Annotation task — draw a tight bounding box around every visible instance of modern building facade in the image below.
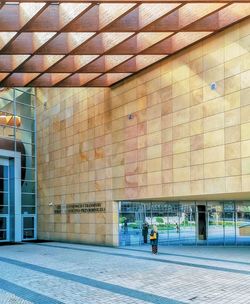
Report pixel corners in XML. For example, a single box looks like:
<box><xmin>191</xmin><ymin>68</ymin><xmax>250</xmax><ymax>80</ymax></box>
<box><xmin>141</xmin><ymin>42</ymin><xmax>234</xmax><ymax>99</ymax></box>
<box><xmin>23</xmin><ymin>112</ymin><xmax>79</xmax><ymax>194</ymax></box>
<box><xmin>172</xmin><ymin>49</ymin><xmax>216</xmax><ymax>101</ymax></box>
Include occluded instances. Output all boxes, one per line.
<box><xmin>35</xmin><ymin>18</ymin><xmax>250</xmax><ymax>247</ymax></box>
<box><xmin>0</xmin><ymin>88</ymin><xmax>36</xmax><ymax>242</ymax></box>
<box><xmin>0</xmin><ymin>1</ymin><xmax>249</xmax><ymax>247</ymax></box>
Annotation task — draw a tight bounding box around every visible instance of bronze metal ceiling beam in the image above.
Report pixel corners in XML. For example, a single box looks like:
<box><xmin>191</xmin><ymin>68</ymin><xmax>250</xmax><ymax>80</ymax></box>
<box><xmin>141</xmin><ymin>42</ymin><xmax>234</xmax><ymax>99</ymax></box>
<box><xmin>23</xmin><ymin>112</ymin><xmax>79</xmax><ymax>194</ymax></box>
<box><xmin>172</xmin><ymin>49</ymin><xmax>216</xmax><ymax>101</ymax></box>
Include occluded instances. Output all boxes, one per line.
<box><xmin>0</xmin><ymin>1</ymin><xmax>249</xmax><ymax>87</ymax></box>
<box><xmin>1</xmin><ymin>0</ymin><xmax>249</xmax><ymax>3</ymax></box>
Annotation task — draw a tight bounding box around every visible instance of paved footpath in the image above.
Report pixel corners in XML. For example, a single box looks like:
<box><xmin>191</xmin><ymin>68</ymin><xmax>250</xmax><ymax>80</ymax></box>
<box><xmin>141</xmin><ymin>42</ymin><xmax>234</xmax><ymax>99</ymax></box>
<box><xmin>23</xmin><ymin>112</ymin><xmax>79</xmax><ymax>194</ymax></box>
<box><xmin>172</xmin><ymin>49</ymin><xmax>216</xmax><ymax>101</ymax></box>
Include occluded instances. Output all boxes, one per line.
<box><xmin>0</xmin><ymin>243</ymin><xmax>250</xmax><ymax>304</ymax></box>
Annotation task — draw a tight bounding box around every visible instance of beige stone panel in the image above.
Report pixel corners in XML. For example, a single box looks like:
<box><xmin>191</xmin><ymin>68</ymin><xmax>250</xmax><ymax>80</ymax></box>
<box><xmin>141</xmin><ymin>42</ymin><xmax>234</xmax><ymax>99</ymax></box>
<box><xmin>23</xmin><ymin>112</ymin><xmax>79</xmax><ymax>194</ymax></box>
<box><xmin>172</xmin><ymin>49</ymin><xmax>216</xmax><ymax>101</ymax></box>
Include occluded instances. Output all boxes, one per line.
<box><xmin>242</xmin><ymin>158</ymin><xmax>250</xmax><ymax>175</ymax></box>
<box><xmin>147</xmin><ymin>132</ymin><xmax>162</xmax><ymax>146</ymax></box>
<box><xmin>225</xmin><ymin>74</ymin><xmax>241</xmax><ymax>95</ymax></box>
<box><xmin>172</xmin><ymin>79</ymin><xmax>190</xmax><ymax>98</ymax></box>
<box><xmin>148</xmin><ymin>91</ymin><xmax>161</xmax><ymax>107</ymax></box>
<box><xmin>191</xmin><ymin>134</ymin><xmax>204</xmax><ymax>151</ymax></box>
<box><xmin>146</xmin><ymin>77</ymin><xmax>162</xmax><ymax>95</ymax></box>
<box><xmin>225</xmin><ymin>108</ymin><xmax>240</xmax><ymax>127</ymax></box>
<box><xmin>203</xmin><ymin>80</ymin><xmax>224</xmax><ymax>102</ymax></box>
<box><xmin>203</xmin><ymin>49</ymin><xmax>224</xmax><ymax>71</ymax></box>
<box><xmin>113</xmin><ymin>177</ymin><xmax>125</xmax><ymax>189</ymax></box>
<box><xmin>162</xmin><ymin>156</ymin><xmax>173</xmax><ymax>170</ymax></box>
<box><xmin>191</xmin><ymin>180</ymin><xmax>204</xmax><ymax>195</ymax></box>
<box><xmin>172</xmin><ymin>94</ymin><xmax>190</xmax><ymax>112</ymax></box>
<box><xmin>112</xmin><ymin>106</ymin><xmax>124</xmax><ymax>120</ymax></box>
<box><xmin>162</xmin><ymin>169</ymin><xmax>173</xmax><ymax>183</ymax></box>
<box><xmin>225</xmin><ymin>125</ymin><xmax>240</xmax><ymax>144</ymax></box>
<box><xmin>112</xmin><ymin>117</ymin><xmax>124</xmax><ymax>131</ymax></box>
<box><xmin>173</xmin><ymin>181</ymin><xmax>191</xmax><ymax>196</ymax></box>
<box><xmin>191</xmin><ymin>149</ymin><xmax>203</xmax><ymax>165</ymax></box>
<box><xmin>162</xmin><ymin>100</ymin><xmax>172</xmax><ymax>116</ymax></box>
<box><xmin>147</xmin><ymin>117</ymin><xmax>162</xmax><ymax>133</ymax></box>
<box><xmin>225</xmin><ymin>57</ymin><xmax>241</xmax><ymax>78</ymax></box>
<box><xmin>161</xmin><ymin>72</ymin><xmax>172</xmax><ymax>88</ymax></box>
<box><xmin>190</xmin><ymin>88</ymin><xmax>203</xmax><ymax>106</ymax></box>
<box><xmin>147</xmin><ymin>184</ymin><xmax>162</xmax><ymax>197</ymax></box>
<box><xmin>173</xmin><ymin>138</ymin><xmax>190</xmax><ymax>154</ymax></box>
<box><xmin>241</xmin><ymin>105</ymin><xmax>250</xmax><ymax>124</ymax></box>
<box><xmin>225</xmin><ymin>42</ymin><xmax>247</xmax><ymax>62</ymax></box>
<box><xmin>147</xmin><ymin>171</ymin><xmax>162</xmax><ymax>185</ymax></box>
<box><xmin>224</xmin><ymin>91</ymin><xmax>240</xmax><ymax>111</ymax></box>
<box><xmin>204</xmin><ymin>65</ymin><xmax>224</xmax><ymax>83</ymax></box>
<box><xmin>147</xmin><ymin>144</ymin><xmax>162</xmax><ymax>159</ymax></box>
<box><xmin>147</xmin><ymin>158</ymin><xmax>162</xmax><ymax>172</ymax></box>
<box><xmin>204</xmin><ymin>129</ymin><xmax>224</xmax><ymax>148</ymax></box>
<box><xmin>204</xmin><ymin>162</ymin><xmax>225</xmax><ymax>178</ymax></box>
<box><xmin>162</xmin><ymin>183</ymin><xmax>173</xmax><ymax>197</ymax></box>
<box><xmin>173</xmin><ymin>108</ymin><xmax>190</xmax><ymax>126</ymax></box>
<box><xmin>189</xmin><ymin>57</ymin><xmax>203</xmax><ymax>76</ymax></box>
<box><xmin>203</xmin><ymin>98</ymin><xmax>224</xmax><ymax>117</ymax></box>
<box><xmin>162</xmin><ymin>128</ymin><xmax>172</xmax><ymax>143</ymax></box>
<box><xmin>173</xmin><ymin>167</ymin><xmax>190</xmax><ymax>182</ymax></box>
<box><xmin>226</xmin><ymin>159</ymin><xmax>241</xmax><ymax>176</ymax></box>
<box><xmin>173</xmin><ymin>152</ymin><xmax>190</xmax><ymax>169</ymax></box>
<box><xmin>241</xmin><ymin>88</ymin><xmax>250</xmax><ymax>107</ymax></box>
<box><xmin>162</xmin><ymin>114</ymin><xmax>172</xmax><ymax>129</ymax></box>
<box><xmin>112</xmin><ymin>166</ymin><xmax>124</xmax><ymax>177</ymax></box>
<box><xmin>241</xmin><ymin>52</ymin><xmax>250</xmax><ymax>73</ymax></box>
<box><xmin>204</xmin><ymin>145</ymin><xmax>225</xmax><ymax>163</ymax></box>
<box><xmin>204</xmin><ymin>177</ymin><xmax>226</xmax><ymax>194</ymax></box>
<box><xmin>190</xmin><ymin>104</ymin><xmax>203</xmax><ymax>121</ymax></box>
<box><xmin>241</xmin><ymin>70</ymin><xmax>250</xmax><ymax>89</ymax></box>
<box><xmin>239</xmin><ymin>19</ymin><xmax>250</xmax><ymax>38</ymax></box>
<box><xmin>242</xmin><ymin>175</ymin><xmax>250</xmax><ymax>192</ymax></box>
<box><xmin>147</xmin><ymin>104</ymin><xmax>162</xmax><ymax>119</ymax></box>
<box><xmin>190</xmin><ymin>119</ymin><xmax>203</xmax><ymax>136</ymax></box>
<box><xmin>190</xmin><ymin>73</ymin><xmax>203</xmax><ymax>91</ymax></box>
<box><xmin>225</xmin><ymin>142</ymin><xmax>240</xmax><ymax>160</ymax></box>
<box><xmin>241</xmin><ymin>140</ymin><xmax>250</xmax><ymax>158</ymax></box>
<box><xmin>173</xmin><ymin>64</ymin><xmax>190</xmax><ymax>82</ymax></box>
<box><xmin>241</xmin><ymin>123</ymin><xmax>250</xmax><ymax>141</ymax></box>
<box><xmin>138</xmin><ymin>173</ymin><xmax>147</xmax><ymax>186</ymax></box>
<box><xmin>173</xmin><ymin>123</ymin><xmax>190</xmax><ymax>140</ymax></box>
<box><xmin>189</xmin><ymin>43</ymin><xmax>203</xmax><ymax>61</ymax></box>
<box><xmin>204</xmin><ymin>113</ymin><xmax>224</xmax><ymax>132</ymax></box>
<box><xmin>138</xmin><ymin>135</ymin><xmax>147</xmax><ymax>149</ymax></box>
<box><xmin>190</xmin><ymin>164</ymin><xmax>203</xmax><ymax>180</ymax></box>
<box><xmin>226</xmin><ymin>176</ymin><xmax>241</xmax><ymax>193</ymax></box>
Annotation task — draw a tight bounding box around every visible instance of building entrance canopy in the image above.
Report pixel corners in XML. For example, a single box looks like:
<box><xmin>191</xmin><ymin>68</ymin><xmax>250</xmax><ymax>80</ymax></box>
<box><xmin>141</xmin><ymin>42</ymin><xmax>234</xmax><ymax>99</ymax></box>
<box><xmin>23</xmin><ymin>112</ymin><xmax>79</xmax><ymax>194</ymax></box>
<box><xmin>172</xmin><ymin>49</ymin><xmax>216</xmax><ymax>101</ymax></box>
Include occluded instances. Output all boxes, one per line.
<box><xmin>0</xmin><ymin>0</ymin><xmax>249</xmax><ymax>87</ymax></box>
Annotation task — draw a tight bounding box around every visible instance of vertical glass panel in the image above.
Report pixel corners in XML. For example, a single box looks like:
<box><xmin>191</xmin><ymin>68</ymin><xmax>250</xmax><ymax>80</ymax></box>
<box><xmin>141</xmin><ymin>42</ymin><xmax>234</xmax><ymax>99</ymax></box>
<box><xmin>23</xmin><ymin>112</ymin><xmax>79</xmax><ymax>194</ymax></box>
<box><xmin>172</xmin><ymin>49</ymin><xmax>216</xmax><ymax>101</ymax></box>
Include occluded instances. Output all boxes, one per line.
<box><xmin>167</xmin><ymin>202</ymin><xmax>180</xmax><ymax>245</ymax></box>
<box><xmin>0</xmin><ymin>165</ymin><xmax>8</xmax><ymax>178</ymax></box>
<box><xmin>15</xmin><ymin>89</ymin><xmax>35</xmax><ymax>107</ymax></box>
<box><xmin>16</xmin><ymin>102</ymin><xmax>34</xmax><ymax>119</ymax></box>
<box><xmin>207</xmin><ymin>202</ymin><xmax>224</xmax><ymax>245</ymax></box>
<box><xmin>22</xmin><ymin>194</ymin><xmax>36</xmax><ymax>206</ymax></box>
<box><xmin>23</xmin><ymin>229</ymin><xmax>34</xmax><ymax>239</ymax></box>
<box><xmin>236</xmin><ymin>201</ymin><xmax>250</xmax><ymax>245</ymax></box>
<box><xmin>0</xmin><ymin>205</ymin><xmax>8</xmax><ymax>214</ymax></box>
<box><xmin>0</xmin><ymin>231</ymin><xmax>7</xmax><ymax>240</ymax></box>
<box><xmin>151</xmin><ymin>202</ymin><xmax>168</xmax><ymax>245</ymax></box>
<box><xmin>0</xmin><ymin>217</ymin><xmax>7</xmax><ymax>229</ymax></box>
<box><xmin>119</xmin><ymin>201</ymin><xmax>142</xmax><ymax>246</ymax></box>
<box><xmin>180</xmin><ymin>202</ymin><xmax>196</xmax><ymax>245</ymax></box>
<box><xmin>23</xmin><ymin>217</ymin><xmax>34</xmax><ymax>229</ymax></box>
<box><xmin>0</xmin><ymin>88</ymin><xmax>14</xmax><ymax>101</ymax></box>
<box><xmin>224</xmin><ymin>202</ymin><xmax>236</xmax><ymax>245</ymax></box>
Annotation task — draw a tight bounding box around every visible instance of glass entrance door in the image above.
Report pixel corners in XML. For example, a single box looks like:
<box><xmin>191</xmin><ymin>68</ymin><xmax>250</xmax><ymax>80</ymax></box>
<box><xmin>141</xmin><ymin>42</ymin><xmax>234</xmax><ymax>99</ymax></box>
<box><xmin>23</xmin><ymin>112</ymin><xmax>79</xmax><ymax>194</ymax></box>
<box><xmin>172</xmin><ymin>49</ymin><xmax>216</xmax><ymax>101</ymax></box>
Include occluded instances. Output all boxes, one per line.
<box><xmin>0</xmin><ymin>158</ymin><xmax>9</xmax><ymax>242</ymax></box>
<box><xmin>22</xmin><ymin>215</ymin><xmax>36</xmax><ymax>240</ymax></box>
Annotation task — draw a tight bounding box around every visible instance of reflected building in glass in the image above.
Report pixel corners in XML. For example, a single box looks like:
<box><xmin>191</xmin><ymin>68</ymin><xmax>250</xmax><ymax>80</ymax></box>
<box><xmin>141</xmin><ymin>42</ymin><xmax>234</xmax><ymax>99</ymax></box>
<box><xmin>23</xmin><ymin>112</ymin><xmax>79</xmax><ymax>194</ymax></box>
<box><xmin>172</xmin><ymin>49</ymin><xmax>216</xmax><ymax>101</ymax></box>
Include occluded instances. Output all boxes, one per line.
<box><xmin>119</xmin><ymin>201</ymin><xmax>250</xmax><ymax>246</ymax></box>
<box><xmin>0</xmin><ymin>88</ymin><xmax>36</xmax><ymax>242</ymax></box>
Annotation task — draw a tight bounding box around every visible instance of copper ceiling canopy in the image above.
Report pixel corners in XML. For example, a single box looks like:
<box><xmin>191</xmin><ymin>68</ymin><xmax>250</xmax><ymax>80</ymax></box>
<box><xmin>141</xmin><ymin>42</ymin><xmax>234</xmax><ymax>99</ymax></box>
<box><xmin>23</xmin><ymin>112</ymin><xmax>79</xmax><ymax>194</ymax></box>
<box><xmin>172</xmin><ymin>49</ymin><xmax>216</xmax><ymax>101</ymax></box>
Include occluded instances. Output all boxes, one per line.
<box><xmin>0</xmin><ymin>1</ymin><xmax>249</xmax><ymax>87</ymax></box>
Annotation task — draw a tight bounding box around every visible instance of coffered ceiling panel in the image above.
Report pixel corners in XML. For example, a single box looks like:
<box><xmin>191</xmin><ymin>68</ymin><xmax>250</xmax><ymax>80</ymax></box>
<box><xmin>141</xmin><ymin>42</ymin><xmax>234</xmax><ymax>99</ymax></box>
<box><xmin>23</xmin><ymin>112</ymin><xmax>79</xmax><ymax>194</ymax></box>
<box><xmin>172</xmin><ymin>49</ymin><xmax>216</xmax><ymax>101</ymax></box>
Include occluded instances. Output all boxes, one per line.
<box><xmin>0</xmin><ymin>1</ymin><xmax>249</xmax><ymax>87</ymax></box>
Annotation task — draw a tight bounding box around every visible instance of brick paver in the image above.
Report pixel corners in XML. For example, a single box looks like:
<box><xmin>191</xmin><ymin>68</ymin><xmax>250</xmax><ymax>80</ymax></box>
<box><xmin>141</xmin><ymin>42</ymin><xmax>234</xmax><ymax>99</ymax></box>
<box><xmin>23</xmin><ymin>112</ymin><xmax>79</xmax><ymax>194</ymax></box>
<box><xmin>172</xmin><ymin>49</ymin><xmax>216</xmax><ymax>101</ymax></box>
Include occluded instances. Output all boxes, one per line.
<box><xmin>0</xmin><ymin>243</ymin><xmax>250</xmax><ymax>303</ymax></box>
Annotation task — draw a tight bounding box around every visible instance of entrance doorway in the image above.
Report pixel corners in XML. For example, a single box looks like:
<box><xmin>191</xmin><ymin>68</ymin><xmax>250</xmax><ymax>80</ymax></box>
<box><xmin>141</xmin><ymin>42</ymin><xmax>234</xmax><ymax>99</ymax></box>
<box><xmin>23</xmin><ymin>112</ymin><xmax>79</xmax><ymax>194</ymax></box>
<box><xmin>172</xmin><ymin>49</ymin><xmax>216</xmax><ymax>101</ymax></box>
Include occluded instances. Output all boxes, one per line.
<box><xmin>197</xmin><ymin>205</ymin><xmax>207</xmax><ymax>241</ymax></box>
<box><xmin>0</xmin><ymin>158</ymin><xmax>10</xmax><ymax>242</ymax></box>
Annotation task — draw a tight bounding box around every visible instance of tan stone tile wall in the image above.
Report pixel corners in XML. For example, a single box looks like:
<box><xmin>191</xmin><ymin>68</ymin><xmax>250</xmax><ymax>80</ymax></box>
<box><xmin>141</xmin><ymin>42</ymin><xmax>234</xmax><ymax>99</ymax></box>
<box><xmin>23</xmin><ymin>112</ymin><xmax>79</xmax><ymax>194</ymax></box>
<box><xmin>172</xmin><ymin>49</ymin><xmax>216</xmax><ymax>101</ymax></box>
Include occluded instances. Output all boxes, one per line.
<box><xmin>37</xmin><ymin>19</ymin><xmax>250</xmax><ymax>246</ymax></box>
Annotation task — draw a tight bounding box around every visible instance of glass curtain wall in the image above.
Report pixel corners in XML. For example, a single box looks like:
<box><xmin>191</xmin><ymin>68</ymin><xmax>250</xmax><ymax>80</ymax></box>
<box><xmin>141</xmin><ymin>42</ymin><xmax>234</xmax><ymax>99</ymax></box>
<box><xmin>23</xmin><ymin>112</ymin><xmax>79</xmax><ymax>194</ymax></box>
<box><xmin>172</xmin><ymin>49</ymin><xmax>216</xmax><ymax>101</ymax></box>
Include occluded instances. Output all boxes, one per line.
<box><xmin>0</xmin><ymin>88</ymin><xmax>36</xmax><ymax>241</ymax></box>
<box><xmin>119</xmin><ymin>201</ymin><xmax>250</xmax><ymax>246</ymax></box>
